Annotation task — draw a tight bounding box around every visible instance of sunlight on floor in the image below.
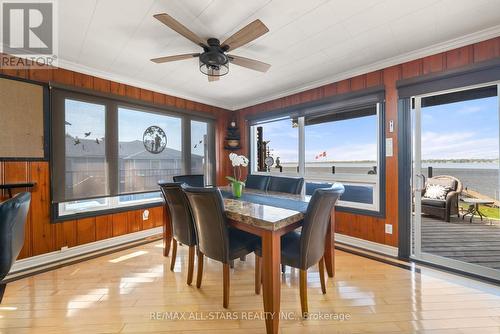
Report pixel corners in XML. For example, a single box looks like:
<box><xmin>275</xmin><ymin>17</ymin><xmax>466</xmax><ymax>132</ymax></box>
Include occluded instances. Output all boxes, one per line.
<box><xmin>66</xmin><ymin>288</ymin><xmax>109</xmax><ymax>317</ymax></box>
<box><xmin>0</xmin><ymin>306</ymin><xmax>17</xmax><ymax>311</ymax></box>
<box><xmin>109</xmin><ymin>250</ymin><xmax>148</xmax><ymax>263</ymax></box>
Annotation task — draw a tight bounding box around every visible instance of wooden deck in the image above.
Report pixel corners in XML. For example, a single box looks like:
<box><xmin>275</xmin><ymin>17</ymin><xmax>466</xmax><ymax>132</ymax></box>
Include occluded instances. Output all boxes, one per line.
<box><xmin>420</xmin><ymin>215</ymin><xmax>500</xmax><ymax>270</ymax></box>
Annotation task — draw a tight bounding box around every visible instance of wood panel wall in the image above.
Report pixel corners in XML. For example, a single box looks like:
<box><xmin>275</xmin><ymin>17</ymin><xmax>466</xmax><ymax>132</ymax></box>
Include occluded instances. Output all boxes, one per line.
<box><xmin>0</xmin><ymin>56</ymin><xmax>231</xmax><ymax>260</ymax></box>
<box><xmin>234</xmin><ymin>37</ymin><xmax>500</xmax><ymax>247</ymax></box>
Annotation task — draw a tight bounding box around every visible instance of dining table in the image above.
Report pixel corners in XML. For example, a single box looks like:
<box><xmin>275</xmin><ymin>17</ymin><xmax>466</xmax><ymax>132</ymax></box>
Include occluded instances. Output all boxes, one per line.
<box><xmin>162</xmin><ymin>186</ymin><xmax>337</xmax><ymax>334</ymax></box>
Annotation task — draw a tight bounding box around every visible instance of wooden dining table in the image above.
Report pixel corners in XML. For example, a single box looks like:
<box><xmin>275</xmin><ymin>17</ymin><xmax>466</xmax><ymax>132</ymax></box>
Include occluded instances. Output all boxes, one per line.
<box><xmin>220</xmin><ymin>187</ymin><xmax>336</xmax><ymax>334</ymax></box>
<box><xmin>162</xmin><ymin>186</ymin><xmax>336</xmax><ymax>334</ymax></box>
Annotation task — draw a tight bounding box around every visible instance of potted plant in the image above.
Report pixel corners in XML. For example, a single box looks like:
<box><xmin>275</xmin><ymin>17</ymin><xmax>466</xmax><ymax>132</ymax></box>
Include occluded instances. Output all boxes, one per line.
<box><xmin>226</xmin><ymin>153</ymin><xmax>248</xmax><ymax>198</ymax></box>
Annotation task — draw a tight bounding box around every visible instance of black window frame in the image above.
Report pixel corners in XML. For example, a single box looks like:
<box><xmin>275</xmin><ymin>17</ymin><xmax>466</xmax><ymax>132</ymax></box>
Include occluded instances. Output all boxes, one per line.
<box><xmin>51</xmin><ymin>85</ymin><xmax>216</xmax><ymax>222</ymax></box>
<box><xmin>246</xmin><ymin>87</ymin><xmax>387</xmax><ymax>218</ymax></box>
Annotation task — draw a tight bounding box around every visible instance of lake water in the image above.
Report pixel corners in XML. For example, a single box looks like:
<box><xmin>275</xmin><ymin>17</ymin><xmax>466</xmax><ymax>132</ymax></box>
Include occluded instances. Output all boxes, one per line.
<box><xmin>277</xmin><ymin>162</ymin><xmax>500</xmax><ymax>199</ymax></box>
<box><xmin>422</xmin><ymin>163</ymin><xmax>499</xmax><ymax>199</ymax></box>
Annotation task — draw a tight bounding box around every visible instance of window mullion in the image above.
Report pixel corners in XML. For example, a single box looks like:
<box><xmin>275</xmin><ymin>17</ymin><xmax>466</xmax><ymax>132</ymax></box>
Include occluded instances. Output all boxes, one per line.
<box><xmin>184</xmin><ymin>117</ymin><xmax>191</xmax><ymax>175</ymax></box>
<box><xmin>298</xmin><ymin>116</ymin><xmax>305</xmax><ymax>178</ymax></box>
<box><xmin>106</xmin><ymin>101</ymin><xmax>119</xmax><ymax>197</ymax></box>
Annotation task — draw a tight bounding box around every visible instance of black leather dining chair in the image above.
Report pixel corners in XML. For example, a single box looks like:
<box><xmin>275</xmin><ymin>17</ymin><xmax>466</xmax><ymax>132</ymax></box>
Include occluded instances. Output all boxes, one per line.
<box><xmin>0</xmin><ymin>192</ymin><xmax>31</xmax><ymax>303</ymax></box>
<box><xmin>158</xmin><ymin>182</ymin><xmax>198</xmax><ymax>285</ymax></box>
<box><xmin>183</xmin><ymin>187</ymin><xmax>258</xmax><ymax>308</ymax></box>
<box><xmin>254</xmin><ymin>184</ymin><xmax>344</xmax><ymax>317</ymax></box>
<box><xmin>173</xmin><ymin>174</ymin><xmax>204</xmax><ymax>187</ymax></box>
<box><xmin>268</xmin><ymin>176</ymin><xmax>304</xmax><ymax>194</ymax></box>
<box><xmin>245</xmin><ymin>174</ymin><xmax>270</xmax><ymax>191</ymax></box>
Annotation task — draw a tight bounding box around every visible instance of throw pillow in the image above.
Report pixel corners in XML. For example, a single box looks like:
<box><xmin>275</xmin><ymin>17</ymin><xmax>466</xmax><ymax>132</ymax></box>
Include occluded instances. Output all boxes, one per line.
<box><xmin>423</xmin><ymin>184</ymin><xmax>449</xmax><ymax>200</ymax></box>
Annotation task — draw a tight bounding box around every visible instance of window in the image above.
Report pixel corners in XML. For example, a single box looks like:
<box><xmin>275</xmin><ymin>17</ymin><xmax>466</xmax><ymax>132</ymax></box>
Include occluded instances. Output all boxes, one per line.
<box><xmin>52</xmin><ymin>89</ymin><xmax>215</xmax><ymax>218</ymax></box>
<box><xmin>63</xmin><ymin>99</ymin><xmax>107</xmax><ymax>200</ymax></box>
<box><xmin>118</xmin><ymin>106</ymin><xmax>183</xmax><ymax>193</ymax></box>
<box><xmin>250</xmin><ymin>101</ymin><xmax>383</xmax><ymax>213</ymax></box>
<box><xmin>305</xmin><ymin>106</ymin><xmax>379</xmax><ymax>209</ymax></box>
<box><xmin>250</xmin><ymin>117</ymin><xmax>299</xmax><ymax>175</ymax></box>
<box><xmin>191</xmin><ymin>120</ymin><xmax>207</xmax><ymax>175</ymax></box>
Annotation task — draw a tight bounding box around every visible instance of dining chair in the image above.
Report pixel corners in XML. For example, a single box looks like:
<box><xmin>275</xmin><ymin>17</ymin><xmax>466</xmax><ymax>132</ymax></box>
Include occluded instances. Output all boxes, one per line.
<box><xmin>245</xmin><ymin>174</ymin><xmax>270</xmax><ymax>191</ymax></box>
<box><xmin>0</xmin><ymin>192</ymin><xmax>31</xmax><ymax>303</ymax></box>
<box><xmin>267</xmin><ymin>175</ymin><xmax>305</xmax><ymax>272</ymax></box>
<box><xmin>254</xmin><ymin>184</ymin><xmax>344</xmax><ymax>317</ymax></box>
<box><xmin>173</xmin><ymin>174</ymin><xmax>204</xmax><ymax>187</ymax></box>
<box><xmin>268</xmin><ymin>176</ymin><xmax>304</xmax><ymax>194</ymax></box>
<box><xmin>158</xmin><ymin>182</ymin><xmax>198</xmax><ymax>285</ymax></box>
<box><xmin>183</xmin><ymin>186</ymin><xmax>259</xmax><ymax>308</ymax></box>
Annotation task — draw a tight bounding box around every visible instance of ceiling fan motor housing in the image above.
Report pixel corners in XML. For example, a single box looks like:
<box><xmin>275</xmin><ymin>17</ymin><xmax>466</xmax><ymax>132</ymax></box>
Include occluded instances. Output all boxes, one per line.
<box><xmin>199</xmin><ymin>38</ymin><xmax>229</xmax><ymax>76</ymax></box>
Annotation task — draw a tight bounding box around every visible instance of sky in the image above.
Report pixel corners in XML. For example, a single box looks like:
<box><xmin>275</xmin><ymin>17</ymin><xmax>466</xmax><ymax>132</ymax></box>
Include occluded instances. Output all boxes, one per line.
<box><xmin>66</xmin><ymin>95</ymin><xmax>500</xmax><ymax>162</ymax></box>
<box><xmin>259</xmin><ymin>95</ymin><xmax>499</xmax><ymax>163</ymax></box>
<box><xmin>420</xmin><ymin>96</ymin><xmax>499</xmax><ymax>160</ymax></box>
<box><xmin>259</xmin><ymin>115</ymin><xmax>378</xmax><ymax>163</ymax></box>
<box><xmin>118</xmin><ymin>107</ymin><xmax>182</xmax><ymax>150</ymax></box>
<box><xmin>65</xmin><ymin>100</ymin><xmax>208</xmax><ymax>155</ymax></box>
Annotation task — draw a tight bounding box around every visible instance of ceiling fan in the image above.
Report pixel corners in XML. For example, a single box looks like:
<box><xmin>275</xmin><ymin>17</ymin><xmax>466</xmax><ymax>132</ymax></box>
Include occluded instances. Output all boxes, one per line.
<box><xmin>151</xmin><ymin>13</ymin><xmax>271</xmax><ymax>82</ymax></box>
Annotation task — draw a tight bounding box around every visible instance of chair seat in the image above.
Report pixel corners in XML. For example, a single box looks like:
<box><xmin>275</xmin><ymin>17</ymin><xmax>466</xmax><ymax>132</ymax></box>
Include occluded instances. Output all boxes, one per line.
<box><xmin>228</xmin><ymin>228</ymin><xmax>259</xmax><ymax>261</ymax></box>
<box><xmin>422</xmin><ymin>198</ymin><xmax>446</xmax><ymax>208</ymax></box>
<box><xmin>255</xmin><ymin>230</ymin><xmax>302</xmax><ymax>269</ymax></box>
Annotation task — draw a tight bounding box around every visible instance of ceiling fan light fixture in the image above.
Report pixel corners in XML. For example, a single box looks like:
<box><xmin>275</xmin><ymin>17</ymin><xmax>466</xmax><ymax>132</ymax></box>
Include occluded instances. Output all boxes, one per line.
<box><xmin>199</xmin><ymin>61</ymin><xmax>229</xmax><ymax>77</ymax></box>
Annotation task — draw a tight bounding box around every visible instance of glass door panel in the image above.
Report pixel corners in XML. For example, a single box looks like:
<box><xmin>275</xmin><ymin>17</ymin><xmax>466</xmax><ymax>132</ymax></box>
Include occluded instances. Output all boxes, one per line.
<box><xmin>412</xmin><ymin>83</ymin><xmax>500</xmax><ymax>280</ymax></box>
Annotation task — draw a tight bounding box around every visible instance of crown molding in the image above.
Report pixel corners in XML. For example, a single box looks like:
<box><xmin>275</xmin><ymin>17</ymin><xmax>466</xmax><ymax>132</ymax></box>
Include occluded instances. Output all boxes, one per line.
<box><xmin>230</xmin><ymin>25</ymin><xmax>500</xmax><ymax>110</ymax></box>
<box><xmin>55</xmin><ymin>59</ymin><xmax>234</xmax><ymax>110</ymax></box>
<box><xmin>55</xmin><ymin>25</ymin><xmax>500</xmax><ymax>111</ymax></box>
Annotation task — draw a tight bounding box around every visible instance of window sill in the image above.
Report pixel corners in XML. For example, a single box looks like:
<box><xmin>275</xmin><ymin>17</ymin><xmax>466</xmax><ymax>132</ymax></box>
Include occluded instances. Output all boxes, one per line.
<box><xmin>52</xmin><ymin>200</ymin><xmax>164</xmax><ymax>223</ymax></box>
<box><xmin>336</xmin><ymin>205</ymin><xmax>385</xmax><ymax>219</ymax></box>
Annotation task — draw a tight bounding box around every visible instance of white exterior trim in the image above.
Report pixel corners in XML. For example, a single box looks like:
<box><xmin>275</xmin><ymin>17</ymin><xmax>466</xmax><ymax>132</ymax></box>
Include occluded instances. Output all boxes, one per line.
<box><xmin>335</xmin><ymin>233</ymin><xmax>398</xmax><ymax>257</ymax></box>
<box><xmin>8</xmin><ymin>227</ymin><xmax>163</xmax><ymax>277</ymax></box>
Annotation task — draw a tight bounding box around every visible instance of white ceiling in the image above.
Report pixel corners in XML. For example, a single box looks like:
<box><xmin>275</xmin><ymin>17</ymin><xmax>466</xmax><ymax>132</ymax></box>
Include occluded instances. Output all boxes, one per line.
<box><xmin>57</xmin><ymin>0</ymin><xmax>500</xmax><ymax>110</ymax></box>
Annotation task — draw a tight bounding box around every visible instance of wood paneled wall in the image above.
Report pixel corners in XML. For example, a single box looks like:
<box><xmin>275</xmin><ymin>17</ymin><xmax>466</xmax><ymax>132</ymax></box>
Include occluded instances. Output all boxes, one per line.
<box><xmin>1</xmin><ymin>37</ymin><xmax>499</xmax><ymax>259</ymax></box>
<box><xmin>235</xmin><ymin>37</ymin><xmax>500</xmax><ymax>247</ymax></box>
<box><xmin>0</xmin><ymin>160</ymin><xmax>166</xmax><ymax>259</ymax></box>
<box><xmin>0</xmin><ymin>56</ymin><xmax>231</xmax><ymax>260</ymax></box>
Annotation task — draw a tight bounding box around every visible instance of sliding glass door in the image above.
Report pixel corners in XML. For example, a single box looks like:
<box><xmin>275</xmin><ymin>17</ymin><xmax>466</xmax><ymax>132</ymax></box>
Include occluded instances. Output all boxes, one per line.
<box><xmin>412</xmin><ymin>82</ymin><xmax>500</xmax><ymax>280</ymax></box>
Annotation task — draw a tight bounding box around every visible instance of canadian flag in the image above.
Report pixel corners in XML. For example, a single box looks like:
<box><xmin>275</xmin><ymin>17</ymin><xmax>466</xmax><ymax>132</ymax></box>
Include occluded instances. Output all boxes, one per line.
<box><xmin>315</xmin><ymin>151</ymin><xmax>327</xmax><ymax>160</ymax></box>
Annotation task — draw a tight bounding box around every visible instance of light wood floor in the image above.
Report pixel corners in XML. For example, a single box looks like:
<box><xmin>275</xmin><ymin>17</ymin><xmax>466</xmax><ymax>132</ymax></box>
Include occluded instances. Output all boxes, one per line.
<box><xmin>1</xmin><ymin>241</ymin><xmax>500</xmax><ymax>334</ymax></box>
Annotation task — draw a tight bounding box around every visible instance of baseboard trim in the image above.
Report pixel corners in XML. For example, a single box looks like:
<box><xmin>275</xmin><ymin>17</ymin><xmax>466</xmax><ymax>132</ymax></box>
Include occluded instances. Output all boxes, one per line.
<box><xmin>8</xmin><ymin>227</ymin><xmax>163</xmax><ymax>279</ymax></box>
<box><xmin>335</xmin><ymin>233</ymin><xmax>398</xmax><ymax>257</ymax></box>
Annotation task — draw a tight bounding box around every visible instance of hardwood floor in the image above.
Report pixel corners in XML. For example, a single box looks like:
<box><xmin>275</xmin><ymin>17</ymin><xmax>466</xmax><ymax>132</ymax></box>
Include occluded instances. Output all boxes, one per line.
<box><xmin>1</xmin><ymin>241</ymin><xmax>500</xmax><ymax>333</ymax></box>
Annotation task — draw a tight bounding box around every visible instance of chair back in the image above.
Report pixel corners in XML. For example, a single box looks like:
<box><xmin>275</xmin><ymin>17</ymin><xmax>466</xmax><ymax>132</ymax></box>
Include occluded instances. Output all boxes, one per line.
<box><xmin>305</xmin><ymin>182</ymin><xmax>333</xmax><ymax>196</ymax></box>
<box><xmin>184</xmin><ymin>187</ymin><xmax>230</xmax><ymax>263</ymax></box>
<box><xmin>158</xmin><ymin>182</ymin><xmax>197</xmax><ymax>246</ymax></box>
<box><xmin>427</xmin><ymin>175</ymin><xmax>462</xmax><ymax>193</ymax></box>
<box><xmin>173</xmin><ymin>174</ymin><xmax>204</xmax><ymax>187</ymax></box>
<box><xmin>299</xmin><ymin>184</ymin><xmax>344</xmax><ymax>269</ymax></box>
<box><xmin>0</xmin><ymin>192</ymin><xmax>31</xmax><ymax>280</ymax></box>
<box><xmin>268</xmin><ymin>176</ymin><xmax>304</xmax><ymax>194</ymax></box>
<box><xmin>245</xmin><ymin>174</ymin><xmax>270</xmax><ymax>191</ymax></box>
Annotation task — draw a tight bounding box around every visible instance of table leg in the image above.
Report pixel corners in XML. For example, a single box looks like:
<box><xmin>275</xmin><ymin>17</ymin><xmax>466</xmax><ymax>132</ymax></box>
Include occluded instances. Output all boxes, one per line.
<box><xmin>324</xmin><ymin>212</ymin><xmax>335</xmax><ymax>278</ymax></box>
<box><xmin>261</xmin><ymin>231</ymin><xmax>281</xmax><ymax>334</ymax></box>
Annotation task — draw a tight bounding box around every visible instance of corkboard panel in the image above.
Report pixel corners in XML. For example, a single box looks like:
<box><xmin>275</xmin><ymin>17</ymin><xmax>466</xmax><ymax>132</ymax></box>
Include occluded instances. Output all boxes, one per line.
<box><xmin>0</xmin><ymin>78</ymin><xmax>45</xmax><ymax>158</ymax></box>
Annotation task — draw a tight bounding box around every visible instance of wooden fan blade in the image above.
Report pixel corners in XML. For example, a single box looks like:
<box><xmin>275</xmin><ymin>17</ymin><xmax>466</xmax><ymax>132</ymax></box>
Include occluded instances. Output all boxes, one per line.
<box><xmin>154</xmin><ymin>13</ymin><xmax>206</xmax><ymax>47</ymax></box>
<box><xmin>221</xmin><ymin>19</ymin><xmax>269</xmax><ymax>51</ymax></box>
<box><xmin>228</xmin><ymin>55</ymin><xmax>271</xmax><ymax>73</ymax></box>
<box><xmin>151</xmin><ymin>53</ymin><xmax>200</xmax><ymax>64</ymax></box>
